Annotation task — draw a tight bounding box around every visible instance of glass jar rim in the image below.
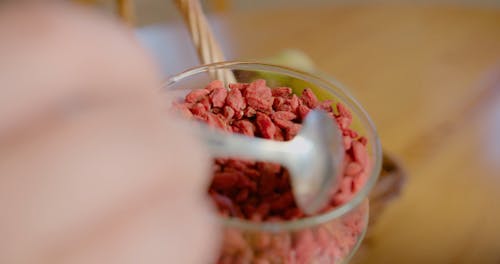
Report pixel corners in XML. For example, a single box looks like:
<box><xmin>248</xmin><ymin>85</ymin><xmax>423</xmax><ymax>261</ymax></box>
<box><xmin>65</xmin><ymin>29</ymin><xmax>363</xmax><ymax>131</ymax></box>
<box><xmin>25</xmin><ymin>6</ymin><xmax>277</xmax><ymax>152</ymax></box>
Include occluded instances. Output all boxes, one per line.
<box><xmin>165</xmin><ymin>61</ymin><xmax>382</xmax><ymax>232</ymax></box>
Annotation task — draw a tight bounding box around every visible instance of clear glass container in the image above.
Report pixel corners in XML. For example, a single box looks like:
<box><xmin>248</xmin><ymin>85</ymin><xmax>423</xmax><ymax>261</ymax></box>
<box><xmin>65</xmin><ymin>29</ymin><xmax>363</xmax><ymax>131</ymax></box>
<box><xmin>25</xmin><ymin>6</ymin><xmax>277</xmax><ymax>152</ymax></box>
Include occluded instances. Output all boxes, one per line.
<box><xmin>165</xmin><ymin>62</ymin><xmax>382</xmax><ymax>264</ymax></box>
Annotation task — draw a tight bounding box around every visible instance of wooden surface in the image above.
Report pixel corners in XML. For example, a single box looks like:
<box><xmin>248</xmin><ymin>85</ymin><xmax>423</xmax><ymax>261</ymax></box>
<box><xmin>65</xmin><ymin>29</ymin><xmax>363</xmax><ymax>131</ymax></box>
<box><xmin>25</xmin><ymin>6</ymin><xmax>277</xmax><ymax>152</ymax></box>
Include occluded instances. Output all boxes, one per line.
<box><xmin>214</xmin><ymin>5</ymin><xmax>500</xmax><ymax>264</ymax></box>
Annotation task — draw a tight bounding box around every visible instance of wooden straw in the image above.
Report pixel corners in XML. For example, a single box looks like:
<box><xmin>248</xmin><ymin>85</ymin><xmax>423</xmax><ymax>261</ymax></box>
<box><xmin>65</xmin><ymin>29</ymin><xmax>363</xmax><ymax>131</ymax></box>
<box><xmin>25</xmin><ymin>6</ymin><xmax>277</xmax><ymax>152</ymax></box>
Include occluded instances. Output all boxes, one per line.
<box><xmin>116</xmin><ymin>0</ymin><xmax>135</xmax><ymax>25</ymax></box>
<box><xmin>173</xmin><ymin>0</ymin><xmax>236</xmax><ymax>83</ymax></box>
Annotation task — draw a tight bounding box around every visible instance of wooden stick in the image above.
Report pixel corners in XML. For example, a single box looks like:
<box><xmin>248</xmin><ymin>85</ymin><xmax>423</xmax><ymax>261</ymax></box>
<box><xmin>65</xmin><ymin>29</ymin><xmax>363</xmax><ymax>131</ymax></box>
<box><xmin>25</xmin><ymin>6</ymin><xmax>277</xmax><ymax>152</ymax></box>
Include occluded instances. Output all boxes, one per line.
<box><xmin>116</xmin><ymin>0</ymin><xmax>135</xmax><ymax>26</ymax></box>
<box><xmin>174</xmin><ymin>0</ymin><xmax>236</xmax><ymax>83</ymax></box>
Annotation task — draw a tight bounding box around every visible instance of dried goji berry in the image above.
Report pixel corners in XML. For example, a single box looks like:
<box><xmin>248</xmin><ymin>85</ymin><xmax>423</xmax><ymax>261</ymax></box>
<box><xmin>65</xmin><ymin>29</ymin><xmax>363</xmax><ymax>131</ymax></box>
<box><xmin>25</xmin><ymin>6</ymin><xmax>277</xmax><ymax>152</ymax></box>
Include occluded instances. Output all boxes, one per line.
<box><xmin>206</xmin><ymin>113</ymin><xmax>229</xmax><ymax>131</ymax></box>
<box><xmin>233</xmin><ymin>120</ymin><xmax>256</xmax><ymax>137</ymax></box>
<box><xmin>288</xmin><ymin>94</ymin><xmax>300</xmax><ymax>113</ymax></box>
<box><xmin>226</xmin><ymin>159</ymin><xmax>251</xmax><ymax>171</ymax></box>
<box><xmin>205</xmin><ymin>80</ymin><xmax>224</xmax><ymax>92</ymax></box>
<box><xmin>336</xmin><ymin>116</ymin><xmax>351</xmax><ymax>130</ymax></box>
<box><xmin>271</xmin><ymin>87</ymin><xmax>292</xmax><ymax>97</ymax></box>
<box><xmin>275</xmin><ymin>103</ymin><xmax>293</xmax><ymax>112</ymax></box>
<box><xmin>272</xmin><ymin>118</ymin><xmax>293</xmax><ymax>131</ymax></box>
<box><xmin>352</xmin><ymin>141</ymin><xmax>368</xmax><ymax>166</ymax></box>
<box><xmin>200</xmin><ymin>96</ymin><xmax>211</xmax><ymax>111</ymax></box>
<box><xmin>301</xmin><ymin>88</ymin><xmax>319</xmax><ymax>108</ymax></box>
<box><xmin>256</xmin><ymin>162</ymin><xmax>281</xmax><ymax>175</ymax></box>
<box><xmin>345</xmin><ymin>162</ymin><xmax>363</xmax><ymax>176</ymax></box>
<box><xmin>358</xmin><ymin>136</ymin><xmax>368</xmax><ymax>146</ymax></box>
<box><xmin>210</xmin><ymin>87</ymin><xmax>228</xmax><ymax>108</ymax></box>
<box><xmin>212</xmin><ymin>172</ymin><xmax>239</xmax><ymax>190</ymax></box>
<box><xmin>185</xmin><ymin>88</ymin><xmax>209</xmax><ymax>103</ymax></box>
<box><xmin>228</xmin><ymin>82</ymin><xmax>249</xmax><ymax>90</ymax></box>
<box><xmin>343</xmin><ymin>136</ymin><xmax>352</xmax><ymax>150</ymax></box>
<box><xmin>226</xmin><ymin>87</ymin><xmax>246</xmax><ymax>111</ymax></box>
<box><xmin>234</xmin><ymin>110</ymin><xmax>244</xmax><ymax>120</ymax></box>
<box><xmin>297</xmin><ymin>105</ymin><xmax>311</xmax><ymax>121</ymax></box>
<box><xmin>273</xmin><ymin>97</ymin><xmax>285</xmax><ymax>110</ymax></box>
<box><xmin>270</xmin><ymin>192</ymin><xmax>294</xmax><ymax>211</ymax></box>
<box><xmin>272</xmin><ymin>111</ymin><xmax>297</xmax><ymax>121</ymax></box>
<box><xmin>246</xmin><ymin>79</ymin><xmax>273</xmax><ymax>111</ymax></box>
<box><xmin>236</xmin><ymin>189</ymin><xmax>250</xmax><ymax>203</ymax></box>
<box><xmin>255</xmin><ymin>203</ymin><xmax>271</xmax><ymax>218</ymax></box>
<box><xmin>256</xmin><ymin>112</ymin><xmax>276</xmax><ymax>139</ymax></box>
<box><xmin>223</xmin><ymin>105</ymin><xmax>235</xmax><ymax>120</ymax></box>
<box><xmin>284</xmin><ymin>123</ymin><xmax>302</xmax><ymax>140</ymax></box>
<box><xmin>337</xmin><ymin>102</ymin><xmax>352</xmax><ymax>119</ymax></box>
<box><xmin>318</xmin><ymin>100</ymin><xmax>333</xmax><ymax>112</ymax></box>
<box><xmin>244</xmin><ymin>107</ymin><xmax>257</xmax><ymax>118</ymax></box>
<box><xmin>190</xmin><ymin>103</ymin><xmax>208</xmax><ymax>118</ymax></box>
<box><xmin>274</xmin><ymin>128</ymin><xmax>285</xmax><ymax>141</ymax></box>
<box><xmin>243</xmin><ymin>168</ymin><xmax>260</xmax><ymax>181</ymax></box>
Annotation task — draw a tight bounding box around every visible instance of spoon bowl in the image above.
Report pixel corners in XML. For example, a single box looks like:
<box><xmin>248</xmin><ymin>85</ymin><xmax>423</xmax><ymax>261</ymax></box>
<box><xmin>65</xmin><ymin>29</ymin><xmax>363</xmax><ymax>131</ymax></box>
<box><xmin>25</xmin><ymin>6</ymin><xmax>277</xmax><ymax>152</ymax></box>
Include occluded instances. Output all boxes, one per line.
<box><xmin>200</xmin><ymin>109</ymin><xmax>344</xmax><ymax>214</ymax></box>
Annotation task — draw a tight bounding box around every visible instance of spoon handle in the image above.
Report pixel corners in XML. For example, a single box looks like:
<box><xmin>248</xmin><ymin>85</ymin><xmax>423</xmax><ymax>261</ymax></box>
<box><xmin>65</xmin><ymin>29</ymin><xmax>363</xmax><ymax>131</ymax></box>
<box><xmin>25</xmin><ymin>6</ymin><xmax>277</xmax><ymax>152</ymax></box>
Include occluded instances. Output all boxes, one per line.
<box><xmin>200</xmin><ymin>125</ymin><xmax>292</xmax><ymax>166</ymax></box>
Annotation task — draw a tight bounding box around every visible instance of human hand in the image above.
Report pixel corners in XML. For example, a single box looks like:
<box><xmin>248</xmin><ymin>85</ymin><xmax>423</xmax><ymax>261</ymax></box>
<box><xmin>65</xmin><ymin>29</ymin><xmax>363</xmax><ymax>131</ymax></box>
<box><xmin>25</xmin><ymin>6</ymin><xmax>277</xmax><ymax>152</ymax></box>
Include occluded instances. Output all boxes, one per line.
<box><xmin>0</xmin><ymin>2</ymin><xmax>218</xmax><ymax>263</ymax></box>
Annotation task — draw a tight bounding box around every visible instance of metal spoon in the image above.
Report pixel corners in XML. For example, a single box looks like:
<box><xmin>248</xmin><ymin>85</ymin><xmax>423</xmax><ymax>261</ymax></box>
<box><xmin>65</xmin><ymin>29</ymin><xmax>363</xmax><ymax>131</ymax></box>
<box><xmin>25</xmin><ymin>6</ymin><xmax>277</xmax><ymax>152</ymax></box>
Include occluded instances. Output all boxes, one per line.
<box><xmin>199</xmin><ymin>109</ymin><xmax>344</xmax><ymax>215</ymax></box>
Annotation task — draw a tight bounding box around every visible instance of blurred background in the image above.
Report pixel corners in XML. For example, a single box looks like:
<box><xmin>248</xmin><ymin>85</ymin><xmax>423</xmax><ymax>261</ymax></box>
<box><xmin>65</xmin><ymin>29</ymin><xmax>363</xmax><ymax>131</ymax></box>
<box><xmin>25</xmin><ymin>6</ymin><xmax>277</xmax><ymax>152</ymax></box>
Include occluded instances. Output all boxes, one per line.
<box><xmin>91</xmin><ymin>0</ymin><xmax>500</xmax><ymax>26</ymax></box>
<box><xmin>81</xmin><ymin>0</ymin><xmax>500</xmax><ymax>263</ymax></box>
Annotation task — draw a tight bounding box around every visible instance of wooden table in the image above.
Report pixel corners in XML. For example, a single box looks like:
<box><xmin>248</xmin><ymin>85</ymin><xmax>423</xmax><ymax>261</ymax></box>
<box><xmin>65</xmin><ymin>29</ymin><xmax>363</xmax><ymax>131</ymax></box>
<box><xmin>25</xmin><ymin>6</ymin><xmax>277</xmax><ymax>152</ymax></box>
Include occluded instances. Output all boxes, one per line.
<box><xmin>211</xmin><ymin>5</ymin><xmax>500</xmax><ymax>264</ymax></box>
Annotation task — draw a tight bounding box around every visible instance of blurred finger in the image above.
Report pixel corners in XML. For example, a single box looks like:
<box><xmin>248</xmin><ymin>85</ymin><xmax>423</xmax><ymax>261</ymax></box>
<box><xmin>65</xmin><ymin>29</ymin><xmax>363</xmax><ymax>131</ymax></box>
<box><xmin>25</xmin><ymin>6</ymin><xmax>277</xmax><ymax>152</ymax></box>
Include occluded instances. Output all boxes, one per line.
<box><xmin>0</xmin><ymin>2</ymin><xmax>217</xmax><ymax>263</ymax></box>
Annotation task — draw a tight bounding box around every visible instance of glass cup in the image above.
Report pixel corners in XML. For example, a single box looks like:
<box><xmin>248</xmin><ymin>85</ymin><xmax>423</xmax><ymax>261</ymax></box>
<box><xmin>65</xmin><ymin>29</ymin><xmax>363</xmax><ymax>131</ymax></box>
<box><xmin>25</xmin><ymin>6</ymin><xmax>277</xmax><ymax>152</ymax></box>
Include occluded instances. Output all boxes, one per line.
<box><xmin>166</xmin><ymin>62</ymin><xmax>382</xmax><ymax>263</ymax></box>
